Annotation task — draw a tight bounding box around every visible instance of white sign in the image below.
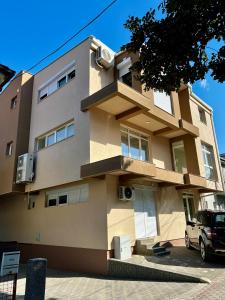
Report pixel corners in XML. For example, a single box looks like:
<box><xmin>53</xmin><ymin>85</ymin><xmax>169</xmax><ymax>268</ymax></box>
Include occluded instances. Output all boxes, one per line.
<box><xmin>0</xmin><ymin>251</ymin><xmax>20</xmax><ymax>277</ymax></box>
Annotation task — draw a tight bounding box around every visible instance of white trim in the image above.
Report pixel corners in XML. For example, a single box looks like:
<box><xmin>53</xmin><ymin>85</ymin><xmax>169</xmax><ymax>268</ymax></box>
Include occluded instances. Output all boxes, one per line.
<box><xmin>117</xmin><ymin>57</ymin><xmax>132</xmax><ymax>78</ymax></box>
<box><xmin>36</xmin><ymin>121</ymin><xmax>75</xmax><ymax>151</ymax></box>
<box><xmin>46</xmin><ymin>184</ymin><xmax>89</xmax><ymax>207</ymax></box>
<box><xmin>38</xmin><ymin>61</ymin><xmax>76</xmax><ymax>90</ymax></box>
<box><xmin>183</xmin><ymin>194</ymin><xmax>194</xmax><ymax>221</ymax></box>
<box><xmin>172</xmin><ymin>140</ymin><xmax>187</xmax><ymax>173</ymax></box>
<box><xmin>121</xmin><ymin>127</ymin><xmax>150</xmax><ymax>161</ymax></box>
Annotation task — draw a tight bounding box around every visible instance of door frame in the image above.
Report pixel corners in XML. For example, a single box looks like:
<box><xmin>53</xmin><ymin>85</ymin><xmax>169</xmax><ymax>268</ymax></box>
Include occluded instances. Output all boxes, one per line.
<box><xmin>183</xmin><ymin>193</ymin><xmax>195</xmax><ymax>222</ymax></box>
<box><xmin>133</xmin><ymin>186</ymin><xmax>158</xmax><ymax>239</ymax></box>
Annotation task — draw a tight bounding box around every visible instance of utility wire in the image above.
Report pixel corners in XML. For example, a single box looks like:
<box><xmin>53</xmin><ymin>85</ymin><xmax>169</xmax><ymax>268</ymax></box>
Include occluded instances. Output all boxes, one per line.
<box><xmin>26</xmin><ymin>0</ymin><xmax>118</xmax><ymax>72</ymax></box>
<box><xmin>9</xmin><ymin>0</ymin><xmax>118</xmax><ymax>82</ymax></box>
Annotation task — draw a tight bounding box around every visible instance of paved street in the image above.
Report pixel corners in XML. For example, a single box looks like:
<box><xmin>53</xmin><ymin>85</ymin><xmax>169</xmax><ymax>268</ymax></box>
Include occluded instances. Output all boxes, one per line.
<box><xmin>15</xmin><ymin>256</ymin><xmax>225</xmax><ymax>300</ymax></box>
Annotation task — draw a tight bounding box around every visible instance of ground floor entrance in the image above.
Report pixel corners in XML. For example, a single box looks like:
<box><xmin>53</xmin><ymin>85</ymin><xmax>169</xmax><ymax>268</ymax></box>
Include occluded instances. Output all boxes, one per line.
<box><xmin>133</xmin><ymin>188</ymin><xmax>157</xmax><ymax>239</ymax></box>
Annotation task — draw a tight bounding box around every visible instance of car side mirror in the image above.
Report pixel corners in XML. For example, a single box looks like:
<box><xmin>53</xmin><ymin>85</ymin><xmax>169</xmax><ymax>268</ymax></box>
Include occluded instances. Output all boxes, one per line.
<box><xmin>192</xmin><ymin>218</ymin><xmax>197</xmax><ymax>224</ymax></box>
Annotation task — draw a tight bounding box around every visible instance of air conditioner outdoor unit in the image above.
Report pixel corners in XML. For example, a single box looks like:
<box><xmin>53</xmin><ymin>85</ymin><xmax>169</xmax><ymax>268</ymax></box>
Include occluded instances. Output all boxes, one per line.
<box><xmin>16</xmin><ymin>153</ymin><xmax>34</xmax><ymax>184</ymax></box>
<box><xmin>114</xmin><ymin>235</ymin><xmax>132</xmax><ymax>260</ymax></box>
<box><xmin>96</xmin><ymin>46</ymin><xmax>114</xmax><ymax>69</ymax></box>
<box><xmin>119</xmin><ymin>186</ymin><xmax>135</xmax><ymax>201</ymax></box>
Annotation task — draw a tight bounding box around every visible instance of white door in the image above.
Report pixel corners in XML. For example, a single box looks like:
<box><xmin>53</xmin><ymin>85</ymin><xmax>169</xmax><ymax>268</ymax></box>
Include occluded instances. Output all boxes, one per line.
<box><xmin>134</xmin><ymin>188</ymin><xmax>157</xmax><ymax>239</ymax></box>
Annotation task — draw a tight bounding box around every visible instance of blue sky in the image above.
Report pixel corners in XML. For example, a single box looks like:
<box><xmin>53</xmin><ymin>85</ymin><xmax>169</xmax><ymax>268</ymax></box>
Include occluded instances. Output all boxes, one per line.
<box><xmin>1</xmin><ymin>0</ymin><xmax>224</xmax><ymax>153</ymax></box>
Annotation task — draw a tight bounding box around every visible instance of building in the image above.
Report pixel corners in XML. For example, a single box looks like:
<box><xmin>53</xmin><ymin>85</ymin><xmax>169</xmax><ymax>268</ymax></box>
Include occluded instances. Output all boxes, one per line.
<box><xmin>0</xmin><ymin>71</ymin><xmax>33</xmax><ymax>196</ymax></box>
<box><xmin>201</xmin><ymin>154</ymin><xmax>225</xmax><ymax>210</ymax></box>
<box><xmin>0</xmin><ymin>36</ymin><xmax>223</xmax><ymax>274</ymax></box>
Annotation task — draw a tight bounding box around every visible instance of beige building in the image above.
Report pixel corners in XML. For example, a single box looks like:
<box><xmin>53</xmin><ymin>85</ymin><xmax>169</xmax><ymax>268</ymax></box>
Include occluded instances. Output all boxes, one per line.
<box><xmin>0</xmin><ymin>36</ymin><xmax>223</xmax><ymax>274</ymax></box>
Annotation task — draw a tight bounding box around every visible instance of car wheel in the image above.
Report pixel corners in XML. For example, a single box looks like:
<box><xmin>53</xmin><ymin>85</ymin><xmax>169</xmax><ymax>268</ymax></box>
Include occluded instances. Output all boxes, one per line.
<box><xmin>185</xmin><ymin>233</ymin><xmax>193</xmax><ymax>249</ymax></box>
<box><xmin>200</xmin><ymin>240</ymin><xmax>211</xmax><ymax>262</ymax></box>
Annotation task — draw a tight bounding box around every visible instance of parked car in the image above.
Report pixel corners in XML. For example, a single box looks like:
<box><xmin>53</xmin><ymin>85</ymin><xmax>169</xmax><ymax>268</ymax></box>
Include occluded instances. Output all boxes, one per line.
<box><xmin>185</xmin><ymin>210</ymin><xmax>225</xmax><ymax>261</ymax></box>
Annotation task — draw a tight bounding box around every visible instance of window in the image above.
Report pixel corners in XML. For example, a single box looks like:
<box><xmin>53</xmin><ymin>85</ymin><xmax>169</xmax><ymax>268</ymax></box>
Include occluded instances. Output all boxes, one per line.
<box><xmin>67</xmin><ymin>124</ymin><xmax>75</xmax><ymax>137</ymax></box>
<box><xmin>201</xmin><ymin>143</ymin><xmax>216</xmax><ymax>180</ymax></box>
<box><xmin>154</xmin><ymin>90</ymin><xmax>173</xmax><ymax>114</ymax></box>
<box><xmin>38</xmin><ymin>64</ymin><xmax>76</xmax><ymax>101</ymax></box>
<box><xmin>39</xmin><ymin>86</ymin><xmax>48</xmax><ymax>100</ymax></box>
<box><xmin>37</xmin><ymin>137</ymin><xmax>46</xmax><ymax>150</ymax></box>
<box><xmin>58</xmin><ymin>194</ymin><xmax>68</xmax><ymax>205</ymax></box>
<box><xmin>183</xmin><ymin>194</ymin><xmax>194</xmax><ymax>222</ymax></box>
<box><xmin>47</xmin><ymin>133</ymin><xmax>55</xmax><ymax>146</ymax></box>
<box><xmin>10</xmin><ymin>96</ymin><xmax>17</xmax><ymax>109</ymax></box>
<box><xmin>6</xmin><ymin>141</ymin><xmax>13</xmax><ymax>156</ymax></box>
<box><xmin>117</xmin><ymin>57</ymin><xmax>132</xmax><ymax>87</ymax></box>
<box><xmin>46</xmin><ymin>184</ymin><xmax>89</xmax><ymax>207</ymax></box>
<box><xmin>48</xmin><ymin>197</ymin><xmax>57</xmax><ymax>207</ymax></box>
<box><xmin>121</xmin><ymin>127</ymin><xmax>149</xmax><ymax>161</ymax></box>
<box><xmin>172</xmin><ymin>141</ymin><xmax>187</xmax><ymax>173</ymax></box>
<box><xmin>36</xmin><ymin>122</ymin><xmax>75</xmax><ymax>151</ymax></box>
<box><xmin>57</xmin><ymin>76</ymin><xmax>67</xmax><ymax>88</ymax></box>
<box><xmin>198</xmin><ymin>107</ymin><xmax>207</xmax><ymax>124</ymax></box>
<box><xmin>68</xmin><ymin>70</ymin><xmax>75</xmax><ymax>81</ymax></box>
<box><xmin>56</xmin><ymin>127</ymin><xmax>66</xmax><ymax>142</ymax></box>
<box><xmin>121</xmin><ymin>72</ymin><xmax>132</xmax><ymax>87</ymax></box>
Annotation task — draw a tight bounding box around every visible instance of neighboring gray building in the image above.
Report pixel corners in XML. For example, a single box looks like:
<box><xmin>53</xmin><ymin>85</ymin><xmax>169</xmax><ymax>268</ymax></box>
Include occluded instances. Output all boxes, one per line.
<box><xmin>201</xmin><ymin>154</ymin><xmax>225</xmax><ymax>210</ymax></box>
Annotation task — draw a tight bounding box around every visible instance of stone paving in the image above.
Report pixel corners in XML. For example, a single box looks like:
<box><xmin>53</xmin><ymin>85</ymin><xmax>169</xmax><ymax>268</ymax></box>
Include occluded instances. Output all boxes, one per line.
<box><xmin>14</xmin><ymin>247</ymin><xmax>225</xmax><ymax>299</ymax></box>
<box><xmin>128</xmin><ymin>246</ymin><xmax>225</xmax><ymax>281</ymax></box>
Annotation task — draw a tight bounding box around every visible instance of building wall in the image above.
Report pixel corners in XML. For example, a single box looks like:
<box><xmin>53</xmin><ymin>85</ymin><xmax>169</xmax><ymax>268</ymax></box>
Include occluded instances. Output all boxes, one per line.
<box><xmin>27</xmin><ymin>39</ymin><xmax>91</xmax><ymax>192</ymax></box>
<box><xmin>190</xmin><ymin>96</ymin><xmax>223</xmax><ymax>189</ymax></box>
<box><xmin>152</xmin><ymin>136</ymin><xmax>173</xmax><ymax>170</ymax></box>
<box><xmin>90</xmin><ymin>108</ymin><xmax>121</xmax><ymax>163</ymax></box>
<box><xmin>106</xmin><ymin>175</ymin><xmax>190</xmax><ymax>250</ymax></box>
<box><xmin>0</xmin><ymin>72</ymin><xmax>33</xmax><ymax>195</ymax></box>
<box><xmin>106</xmin><ymin>175</ymin><xmax>136</xmax><ymax>249</ymax></box>
<box><xmin>0</xmin><ymin>180</ymin><xmax>108</xmax><ymax>250</ymax></box>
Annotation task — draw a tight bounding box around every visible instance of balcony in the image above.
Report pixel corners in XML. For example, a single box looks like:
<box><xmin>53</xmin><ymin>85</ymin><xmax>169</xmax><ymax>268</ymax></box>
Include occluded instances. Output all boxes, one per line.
<box><xmin>155</xmin><ymin>168</ymin><xmax>184</xmax><ymax>185</ymax></box>
<box><xmin>81</xmin><ymin>81</ymin><xmax>198</xmax><ymax>138</ymax></box>
<box><xmin>183</xmin><ymin>173</ymin><xmax>207</xmax><ymax>188</ymax></box>
<box><xmin>81</xmin><ymin>156</ymin><xmax>156</xmax><ymax>179</ymax></box>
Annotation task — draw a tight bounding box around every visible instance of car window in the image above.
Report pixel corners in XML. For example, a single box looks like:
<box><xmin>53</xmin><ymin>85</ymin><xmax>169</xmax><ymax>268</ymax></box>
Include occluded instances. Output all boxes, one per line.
<box><xmin>196</xmin><ymin>212</ymin><xmax>202</xmax><ymax>223</ymax></box>
<box><xmin>214</xmin><ymin>213</ymin><xmax>225</xmax><ymax>227</ymax></box>
<box><xmin>201</xmin><ymin>212</ymin><xmax>212</xmax><ymax>226</ymax></box>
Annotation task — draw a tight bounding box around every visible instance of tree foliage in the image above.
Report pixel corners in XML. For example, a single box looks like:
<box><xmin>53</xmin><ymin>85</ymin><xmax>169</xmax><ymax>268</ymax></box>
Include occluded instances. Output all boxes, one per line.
<box><xmin>123</xmin><ymin>0</ymin><xmax>225</xmax><ymax>93</ymax></box>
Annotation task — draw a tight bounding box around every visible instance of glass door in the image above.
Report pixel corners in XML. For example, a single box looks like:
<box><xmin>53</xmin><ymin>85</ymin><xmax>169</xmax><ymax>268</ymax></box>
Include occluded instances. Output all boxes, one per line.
<box><xmin>172</xmin><ymin>141</ymin><xmax>187</xmax><ymax>173</ymax></box>
<box><xmin>183</xmin><ymin>194</ymin><xmax>195</xmax><ymax>223</ymax></box>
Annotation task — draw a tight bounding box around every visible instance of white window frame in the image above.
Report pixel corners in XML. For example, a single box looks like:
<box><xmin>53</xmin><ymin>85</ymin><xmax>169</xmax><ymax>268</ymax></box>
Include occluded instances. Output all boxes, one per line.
<box><xmin>154</xmin><ymin>90</ymin><xmax>173</xmax><ymax>115</ymax></box>
<box><xmin>38</xmin><ymin>62</ymin><xmax>76</xmax><ymax>102</ymax></box>
<box><xmin>183</xmin><ymin>194</ymin><xmax>194</xmax><ymax>222</ymax></box>
<box><xmin>46</xmin><ymin>184</ymin><xmax>89</xmax><ymax>207</ymax></box>
<box><xmin>201</xmin><ymin>143</ymin><xmax>216</xmax><ymax>180</ymax></box>
<box><xmin>172</xmin><ymin>140</ymin><xmax>187</xmax><ymax>173</ymax></box>
<box><xmin>121</xmin><ymin>126</ymin><xmax>150</xmax><ymax>161</ymax></box>
<box><xmin>117</xmin><ymin>57</ymin><xmax>132</xmax><ymax>78</ymax></box>
<box><xmin>198</xmin><ymin>106</ymin><xmax>207</xmax><ymax>124</ymax></box>
<box><xmin>6</xmin><ymin>141</ymin><xmax>13</xmax><ymax>156</ymax></box>
<box><xmin>36</xmin><ymin>121</ymin><xmax>75</xmax><ymax>151</ymax></box>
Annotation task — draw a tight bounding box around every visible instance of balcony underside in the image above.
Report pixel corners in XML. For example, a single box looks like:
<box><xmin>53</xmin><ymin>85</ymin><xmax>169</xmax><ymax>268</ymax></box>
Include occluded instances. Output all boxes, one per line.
<box><xmin>81</xmin><ymin>156</ymin><xmax>221</xmax><ymax>192</ymax></box>
<box><xmin>81</xmin><ymin>81</ymin><xmax>199</xmax><ymax>138</ymax></box>
<box><xmin>81</xmin><ymin>156</ymin><xmax>184</xmax><ymax>186</ymax></box>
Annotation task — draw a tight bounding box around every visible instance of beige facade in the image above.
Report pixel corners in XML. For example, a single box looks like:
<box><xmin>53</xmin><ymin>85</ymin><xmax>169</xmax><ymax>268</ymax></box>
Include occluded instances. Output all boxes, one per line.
<box><xmin>0</xmin><ymin>72</ymin><xmax>33</xmax><ymax>196</ymax></box>
<box><xmin>0</xmin><ymin>36</ymin><xmax>223</xmax><ymax>274</ymax></box>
